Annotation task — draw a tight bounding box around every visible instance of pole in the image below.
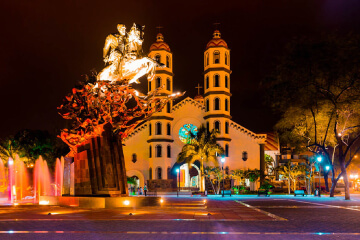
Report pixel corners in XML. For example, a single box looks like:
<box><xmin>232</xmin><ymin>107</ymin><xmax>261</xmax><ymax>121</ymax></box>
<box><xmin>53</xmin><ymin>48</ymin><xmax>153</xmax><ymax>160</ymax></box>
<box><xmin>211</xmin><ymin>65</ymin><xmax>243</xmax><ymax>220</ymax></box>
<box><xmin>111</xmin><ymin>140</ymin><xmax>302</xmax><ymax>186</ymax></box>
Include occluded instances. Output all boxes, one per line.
<box><xmin>318</xmin><ymin>164</ymin><xmax>321</xmax><ymax>197</ymax></box>
<box><xmin>222</xmin><ymin>162</ymin><xmax>225</xmax><ymax>197</ymax></box>
<box><xmin>178</xmin><ymin>170</ymin><xmax>180</xmax><ymax>197</ymax></box>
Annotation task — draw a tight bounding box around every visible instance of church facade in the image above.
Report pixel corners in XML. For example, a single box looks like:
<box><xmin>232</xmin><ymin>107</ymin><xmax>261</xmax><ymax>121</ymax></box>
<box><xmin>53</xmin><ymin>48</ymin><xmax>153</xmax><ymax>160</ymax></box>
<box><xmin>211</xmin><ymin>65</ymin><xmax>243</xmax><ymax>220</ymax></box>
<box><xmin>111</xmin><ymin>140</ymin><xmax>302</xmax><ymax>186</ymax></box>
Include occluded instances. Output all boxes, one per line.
<box><xmin>123</xmin><ymin>30</ymin><xmax>279</xmax><ymax>190</ymax></box>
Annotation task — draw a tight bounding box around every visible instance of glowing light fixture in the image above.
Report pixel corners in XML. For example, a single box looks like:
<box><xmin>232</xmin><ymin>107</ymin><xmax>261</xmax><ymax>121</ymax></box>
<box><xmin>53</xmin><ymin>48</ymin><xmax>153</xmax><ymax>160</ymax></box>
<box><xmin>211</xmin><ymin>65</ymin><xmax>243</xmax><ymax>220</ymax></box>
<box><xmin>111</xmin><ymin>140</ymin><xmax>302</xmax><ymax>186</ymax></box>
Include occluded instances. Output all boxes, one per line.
<box><xmin>221</xmin><ymin>157</ymin><xmax>225</xmax><ymax>163</ymax></box>
<box><xmin>124</xmin><ymin>200</ymin><xmax>130</xmax><ymax>206</ymax></box>
<box><xmin>160</xmin><ymin>199</ymin><xmax>164</xmax><ymax>203</ymax></box>
<box><xmin>317</xmin><ymin>156</ymin><xmax>322</xmax><ymax>162</ymax></box>
<box><xmin>39</xmin><ymin>200</ymin><xmax>49</xmax><ymax>205</ymax></box>
<box><xmin>176</xmin><ymin>169</ymin><xmax>179</xmax><ymax>173</ymax></box>
<box><xmin>325</xmin><ymin>166</ymin><xmax>330</xmax><ymax>171</ymax></box>
<box><xmin>8</xmin><ymin>158</ymin><xmax>13</xmax><ymax>165</ymax></box>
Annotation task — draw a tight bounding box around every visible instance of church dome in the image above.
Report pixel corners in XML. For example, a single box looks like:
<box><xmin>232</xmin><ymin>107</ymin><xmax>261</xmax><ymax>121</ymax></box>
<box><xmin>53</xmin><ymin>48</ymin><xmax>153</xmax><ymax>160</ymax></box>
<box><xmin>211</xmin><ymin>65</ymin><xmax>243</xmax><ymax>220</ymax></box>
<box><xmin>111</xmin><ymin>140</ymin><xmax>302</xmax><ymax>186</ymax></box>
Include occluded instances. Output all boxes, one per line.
<box><xmin>150</xmin><ymin>33</ymin><xmax>171</xmax><ymax>51</ymax></box>
<box><xmin>206</xmin><ymin>30</ymin><xmax>228</xmax><ymax>49</ymax></box>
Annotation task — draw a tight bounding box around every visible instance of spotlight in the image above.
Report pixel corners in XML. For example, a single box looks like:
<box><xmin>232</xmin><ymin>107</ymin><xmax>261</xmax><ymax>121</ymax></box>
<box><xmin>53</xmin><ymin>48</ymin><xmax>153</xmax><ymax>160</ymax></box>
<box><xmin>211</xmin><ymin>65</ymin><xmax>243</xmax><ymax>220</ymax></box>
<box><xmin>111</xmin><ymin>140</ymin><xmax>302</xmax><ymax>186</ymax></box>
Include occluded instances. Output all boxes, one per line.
<box><xmin>39</xmin><ymin>200</ymin><xmax>49</xmax><ymax>205</ymax></box>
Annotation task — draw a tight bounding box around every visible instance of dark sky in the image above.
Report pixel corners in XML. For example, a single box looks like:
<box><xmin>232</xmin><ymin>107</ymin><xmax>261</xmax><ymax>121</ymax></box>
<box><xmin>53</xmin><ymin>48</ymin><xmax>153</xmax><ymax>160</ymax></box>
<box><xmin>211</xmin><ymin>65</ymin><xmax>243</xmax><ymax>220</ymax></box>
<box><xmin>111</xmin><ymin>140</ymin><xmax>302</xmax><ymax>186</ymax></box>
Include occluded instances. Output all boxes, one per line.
<box><xmin>1</xmin><ymin>0</ymin><xmax>360</xmax><ymax>138</ymax></box>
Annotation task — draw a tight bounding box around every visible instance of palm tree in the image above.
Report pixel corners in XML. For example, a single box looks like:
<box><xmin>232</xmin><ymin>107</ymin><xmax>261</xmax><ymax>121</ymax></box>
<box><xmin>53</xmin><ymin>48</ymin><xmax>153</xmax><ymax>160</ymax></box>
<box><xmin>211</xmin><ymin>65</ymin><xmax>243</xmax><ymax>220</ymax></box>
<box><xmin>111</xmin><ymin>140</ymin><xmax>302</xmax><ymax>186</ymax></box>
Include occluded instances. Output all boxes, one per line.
<box><xmin>177</xmin><ymin>125</ymin><xmax>224</xmax><ymax>192</ymax></box>
<box><xmin>0</xmin><ymin>138</ymin><xmax>29</xmax><ymax>165</ymax></box>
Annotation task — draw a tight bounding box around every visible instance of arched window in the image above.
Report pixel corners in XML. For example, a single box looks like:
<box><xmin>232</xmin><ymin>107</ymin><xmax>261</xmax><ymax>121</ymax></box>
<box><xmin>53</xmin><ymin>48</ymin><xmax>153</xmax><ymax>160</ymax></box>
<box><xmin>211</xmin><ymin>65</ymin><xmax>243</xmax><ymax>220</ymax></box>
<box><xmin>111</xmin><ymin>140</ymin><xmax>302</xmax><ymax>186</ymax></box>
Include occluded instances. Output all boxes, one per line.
<box><xmin>166</xmin><ymin>55</ymin><xmax>170</xmax><ymax>68</ymax></box>
<box><xmin>166</xmin><ymin>102</ymin><xmax>171</xmax><ymax>113</ymax></box>
<box><xmin>206</xmin><ymin>52</ymin><xmax>209</xmax><ymax>66</ymax></box>
<box><xmin>167</xmin><ymin>123</ymin><xmax>171</xmax><ymax>135</ymax></box>
<box><xmin>155</xmin><ymin>54</ymin><xmax>161</xmax><ymax>64</ymax></box>
<box><xmin>149</xmin><ymin>124</ymin><xmax>152</xmax><ymax>136</ymax></box>
<box><xmin>206</xmin><ymin>121</ymin><xmax>210</xmax><ymax>133</ymax></box>
<box><xmin>214</xmin><ymin>98</ymin><xmax>220</xmax><ymax>110</ymax></box>
<box><xmin>214</xmin><ymin>121</ymin><xmax>220</xmax><ymax>133</ymax></box>
<box><xmin>167</xmin><ymin>167</ymin><xmax>171</xmax><ymax>179</ymax></box>
<box><xmin>225</xmin><ymin>144</ymin><xmax>229</xmax><ymax>157</ymax></box>
<box><xmin>225</xmin><ymin>75</ymin><xmax>229</xmax><ymax>88</ymax></box>
<box><xmin>156</xmin><ymin>77</ymin><xmax>161</xmax><ymax>88</ymax></box>
<box><xmin>132</xmin><ymin>153</ymin><xmax>137</xmax><ymax>163</ymax></box>
<box><xmin>225</xmin><ymin>99</ymin><xmax>229</xmax><ymax>111</ymax></box>
<box><xmin>214</xmin><ymin>75</ymin><xmax>220</xmax><ymax>87</ymax></box>
<box><xmin>149</xmin><ymin>167</ymin><xmax>152</xmax><ymax>179</ymax></box>
<box><xmin>225</xmin><ymin>52</ymin><xmax>228</xmax><ymax>65</ymax></box>
<box><xmin>167</xmin><ymin>145</ymin><xmax>171</xmax><ymax>158</ymax></box>
<box><xmin>206</xmin><ymin>99</ymin><xmax>209</xmax><ymax>112</ymax></box>
<box><xmin>149</xmin><ymin>145</ymin><xmax>152</xmax><ymax>158</ymax></box>
<box><xmin>214</xmin><ymin>51</ymin><xmax>220</xmax><ymax>64</ymax></box>
<box><xmin>242</xmin><ymin>151</ymin><xmax>248</xmax><ymax>161</ymax></box>
<box><xmin>225</xmin><ymin>121</ymin><xmax>229</xmax><ymax>134</ymax></box>
<box><xmin>156</xmin><ymin>145</ymin><xmax>162</xmax><ymax>157</ymax></box>
<box><xmin>156</xmin><ymin>167</ymin><xmax>162</xmax><ymax>179</ymax></box>
<box><xmin>206</xmin><ymin>76</ymin><xmax>209</xmax><ymax>89</ymax></box>
<box><xmin>156</xmin><ymin>122</ymin><xmax>162</xmax><ymax>135</ymax></box>
<box><xmin>149</xmin><ymin>81</ymin><xmax>152</xmax><ymax>91</ymax></box>
<box><xmin>166</xmin><ymin>78</ymin><xmax>171</xmax><ymax>91</ymax></box>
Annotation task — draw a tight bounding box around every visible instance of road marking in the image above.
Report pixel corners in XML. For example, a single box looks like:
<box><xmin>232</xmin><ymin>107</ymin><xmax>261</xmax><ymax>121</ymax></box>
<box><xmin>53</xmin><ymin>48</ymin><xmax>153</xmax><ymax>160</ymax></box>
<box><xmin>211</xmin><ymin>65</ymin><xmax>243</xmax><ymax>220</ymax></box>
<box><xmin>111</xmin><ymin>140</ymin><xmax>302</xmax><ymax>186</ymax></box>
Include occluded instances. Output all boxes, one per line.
<box><xmin>235</xmin><ymin>201</ymin><xmax>287</xmax><ymax>221</ymax></box>
<box><xmin>1</xmin><ymin>230</ymin><xmax>360</xmax><ymax>235</ymax></box>
<box><xmin>288</xmin><ymin>199</ymin><xmax>360</xmax><ymax>212</ymax></box>
<box><xmin>251</xmin><ymin>205</ymin><xmax>332</xmax><ymax>208</ymax></box>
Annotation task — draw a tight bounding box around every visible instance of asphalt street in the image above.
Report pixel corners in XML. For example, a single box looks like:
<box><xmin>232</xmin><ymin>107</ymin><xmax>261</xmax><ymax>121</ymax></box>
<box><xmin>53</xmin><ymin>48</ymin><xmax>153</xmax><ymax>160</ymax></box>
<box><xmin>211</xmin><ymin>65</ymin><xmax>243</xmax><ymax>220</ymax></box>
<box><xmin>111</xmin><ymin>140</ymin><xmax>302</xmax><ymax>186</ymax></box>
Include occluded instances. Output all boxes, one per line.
<box><xmin>1</xmin><ymin>194</ymin><xmax>360</xmax><ymax>240</ymax></box>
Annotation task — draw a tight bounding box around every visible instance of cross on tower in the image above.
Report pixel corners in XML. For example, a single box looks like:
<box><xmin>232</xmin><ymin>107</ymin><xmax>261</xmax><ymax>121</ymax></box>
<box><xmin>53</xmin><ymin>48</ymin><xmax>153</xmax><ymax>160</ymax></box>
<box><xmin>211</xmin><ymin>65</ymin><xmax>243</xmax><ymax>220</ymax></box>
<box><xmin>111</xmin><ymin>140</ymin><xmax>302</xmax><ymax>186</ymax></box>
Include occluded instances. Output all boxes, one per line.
<box><xmin>213</xmin><ymin>22</ymin><xmax>220</xmax><ymax>30</ymax></box>
<box><xmin>195</xmin><ymin>83</ymin><xmax>203</xmax><ymax>95</ymax></box>
<box><xmin>156</xmin><ymin>26</ymin><xmax>163</xmax><ymax>33</ymax></box>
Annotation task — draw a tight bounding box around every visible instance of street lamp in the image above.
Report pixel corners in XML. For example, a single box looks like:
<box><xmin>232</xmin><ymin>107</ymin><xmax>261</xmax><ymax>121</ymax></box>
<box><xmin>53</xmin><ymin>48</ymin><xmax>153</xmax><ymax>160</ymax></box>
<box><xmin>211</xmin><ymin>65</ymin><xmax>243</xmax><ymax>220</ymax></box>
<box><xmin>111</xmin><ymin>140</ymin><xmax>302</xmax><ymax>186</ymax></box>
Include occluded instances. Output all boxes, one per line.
<box><xmin>176</xmin><ymin>168</ymin><xmax>180</xmax><ymax>197</ymax></box>
<box><xmin>317</xmin><ymin>156</ymin><xmax>322</xmax><ymax>197</ymax></box>
<box><xmin>221</xmin><ymin>157</ymin><xmax>225</xmax><ymax>197</ymax></box>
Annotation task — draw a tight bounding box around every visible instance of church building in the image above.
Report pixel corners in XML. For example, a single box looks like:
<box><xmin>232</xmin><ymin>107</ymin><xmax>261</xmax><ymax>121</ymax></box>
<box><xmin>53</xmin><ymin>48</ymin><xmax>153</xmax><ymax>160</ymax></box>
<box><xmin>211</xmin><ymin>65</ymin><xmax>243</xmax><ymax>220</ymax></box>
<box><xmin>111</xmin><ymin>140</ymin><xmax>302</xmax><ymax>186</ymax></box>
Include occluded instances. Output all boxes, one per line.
<box><xmin>123</xmin><ymin>30</ymin><xmax>279</xmax><ymax>190</ymax></box>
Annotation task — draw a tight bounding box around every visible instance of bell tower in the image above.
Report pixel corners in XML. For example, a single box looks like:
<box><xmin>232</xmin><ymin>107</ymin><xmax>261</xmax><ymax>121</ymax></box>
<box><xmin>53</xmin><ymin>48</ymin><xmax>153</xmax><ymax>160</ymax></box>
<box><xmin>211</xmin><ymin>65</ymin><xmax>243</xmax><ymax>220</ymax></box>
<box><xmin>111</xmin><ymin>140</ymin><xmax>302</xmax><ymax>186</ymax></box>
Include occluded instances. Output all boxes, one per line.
<box><xmin>147</xmin><ymin>32</ymin><xmax>174</xmax><ymax>181</ymax></box>
<box><xmin>203</xmin><ymin>29</ymin><xmax>232</xmax><ymax>161</ymax></box>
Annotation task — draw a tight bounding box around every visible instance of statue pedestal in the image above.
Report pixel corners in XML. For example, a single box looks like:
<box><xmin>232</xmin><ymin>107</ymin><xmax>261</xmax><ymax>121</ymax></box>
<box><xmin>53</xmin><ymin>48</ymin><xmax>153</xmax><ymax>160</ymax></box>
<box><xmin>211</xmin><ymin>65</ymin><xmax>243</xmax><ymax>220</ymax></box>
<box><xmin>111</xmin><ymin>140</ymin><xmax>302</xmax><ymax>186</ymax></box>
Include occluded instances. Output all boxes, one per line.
<box><xmin>72</xmin><ymin>123</ymin><xmax>128</xmax><ymax>196</ymax></box>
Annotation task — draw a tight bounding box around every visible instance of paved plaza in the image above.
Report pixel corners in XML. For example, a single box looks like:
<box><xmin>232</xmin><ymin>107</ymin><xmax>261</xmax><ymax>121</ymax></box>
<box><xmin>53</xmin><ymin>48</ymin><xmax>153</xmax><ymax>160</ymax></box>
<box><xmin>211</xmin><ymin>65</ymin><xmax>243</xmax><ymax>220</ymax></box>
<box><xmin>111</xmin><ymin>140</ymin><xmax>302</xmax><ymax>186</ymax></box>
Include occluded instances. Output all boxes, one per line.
<box><xmin>1</xmin><ymin>194</ymin><xmax>360</xmax><ymax>239</ymax></box>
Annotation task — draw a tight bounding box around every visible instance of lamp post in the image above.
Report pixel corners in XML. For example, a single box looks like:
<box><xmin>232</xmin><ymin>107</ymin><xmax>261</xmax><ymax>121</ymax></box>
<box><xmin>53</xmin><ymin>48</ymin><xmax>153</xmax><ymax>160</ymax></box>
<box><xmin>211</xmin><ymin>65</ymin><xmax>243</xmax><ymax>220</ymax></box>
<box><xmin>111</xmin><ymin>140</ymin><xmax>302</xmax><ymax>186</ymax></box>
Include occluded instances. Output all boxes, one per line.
<box><xmin>8</xmin><ymin>158</ymin><xmax>14</xmax><ymax>203</ymax></box>
<box><xmin>317</xmin><ymin>156</ymin><xmax>322</xmax><ymax>197</ymax></box>
<box><xmin>176</xmin><ymin>169</ymin><xmax>180</xmax><ymax>197</ymax></box>
<box><xmin>221</xmin><ymin>157</ymin><xmax>225</xmax><ymax>197</ymax></box>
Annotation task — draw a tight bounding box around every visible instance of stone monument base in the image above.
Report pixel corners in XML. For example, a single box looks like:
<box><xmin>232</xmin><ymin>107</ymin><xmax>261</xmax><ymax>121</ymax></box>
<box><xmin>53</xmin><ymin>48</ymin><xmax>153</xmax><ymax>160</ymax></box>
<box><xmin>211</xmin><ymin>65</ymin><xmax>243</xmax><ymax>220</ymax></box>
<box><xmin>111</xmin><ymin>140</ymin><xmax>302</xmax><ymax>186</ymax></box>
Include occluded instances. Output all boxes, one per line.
<box><xmin>39</xmin><ymin>195</ymin><xmax>160</xmax><ymax>208</ymax></box>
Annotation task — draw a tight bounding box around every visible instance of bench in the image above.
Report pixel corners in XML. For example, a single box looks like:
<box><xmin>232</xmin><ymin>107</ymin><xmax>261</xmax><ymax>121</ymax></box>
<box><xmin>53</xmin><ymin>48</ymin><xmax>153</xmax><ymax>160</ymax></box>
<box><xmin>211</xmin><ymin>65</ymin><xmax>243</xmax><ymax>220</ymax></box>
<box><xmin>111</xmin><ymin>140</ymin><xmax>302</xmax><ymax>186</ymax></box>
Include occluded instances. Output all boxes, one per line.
<box><xmin>258</xmin><ymin>190</ymin><xmax>270</xmax><ymax>197</ymax></box>
<box><xmin>222</xmin><ymin>190</ymin><xmax>232</xmax><ymax>196</ymax></box>
<box><xmin>294</xmin><ymin>190</ymin><xmax>306</xmax><ymax>196</ymax></box>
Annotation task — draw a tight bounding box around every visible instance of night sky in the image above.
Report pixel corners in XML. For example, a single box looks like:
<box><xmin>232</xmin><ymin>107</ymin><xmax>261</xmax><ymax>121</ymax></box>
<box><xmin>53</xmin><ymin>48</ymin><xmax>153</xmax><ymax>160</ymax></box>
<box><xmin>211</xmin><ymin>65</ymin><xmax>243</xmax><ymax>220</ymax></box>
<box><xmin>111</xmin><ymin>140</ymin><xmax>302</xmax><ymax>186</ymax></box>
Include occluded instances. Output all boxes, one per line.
<box><xmin>1</xmin><ymin>0</ymin><xmax>360</xmax><ymax>138</ymax></box>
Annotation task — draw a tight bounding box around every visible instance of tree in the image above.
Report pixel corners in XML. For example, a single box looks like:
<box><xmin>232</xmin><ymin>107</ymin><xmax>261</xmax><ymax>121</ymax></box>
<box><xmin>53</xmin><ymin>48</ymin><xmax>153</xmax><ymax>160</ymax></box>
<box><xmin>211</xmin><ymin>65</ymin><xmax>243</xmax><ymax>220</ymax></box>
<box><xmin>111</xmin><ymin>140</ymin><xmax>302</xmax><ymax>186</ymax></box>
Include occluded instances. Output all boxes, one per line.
<box><xmin>0</xmin><ymin>137</ymin><xmax>29</xmax><ymax>165</ymax></box>
<box><xmin>231</xmin><ymin>169</ymin><xmax>246</xmax><ymax>193</ymax></box>
<box><xmin>0</xmin><ymin>130</ymin><xmax>68</xmax><ymax>166</ymax></box>
<box><xmin>176</xmin><ymin>125</ymin><xmax>224</xmax><ymax>192</ymax></box>
<box><xmin>205</xmin><ymin>166</ymin><xmax>225</xmax><ymax>194</ymax></box>
<box><xmin>244</xmin><ymin>169</ymin><xmax>260</xmax><ymax>191</ymax></box>
<box><xmin>276</xmin><ymin>162</ymin><xmax>306</xmax><ymax>194</ymax></box>
<box><xmin>267</xmin><ymin>33</ymin><xmax>360</xmax><ymax>200</ymax></box>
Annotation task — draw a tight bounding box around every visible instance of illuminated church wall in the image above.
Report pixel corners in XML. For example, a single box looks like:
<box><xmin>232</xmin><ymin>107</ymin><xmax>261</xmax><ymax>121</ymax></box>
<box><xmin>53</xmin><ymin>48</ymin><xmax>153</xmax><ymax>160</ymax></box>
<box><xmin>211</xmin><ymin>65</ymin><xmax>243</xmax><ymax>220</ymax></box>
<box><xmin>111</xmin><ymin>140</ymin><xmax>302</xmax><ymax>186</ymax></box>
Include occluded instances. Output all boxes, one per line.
<box><xmin>122</xmin><ymin>30</ymin><xmax>275</xmax><ymax>187</ymax></box>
